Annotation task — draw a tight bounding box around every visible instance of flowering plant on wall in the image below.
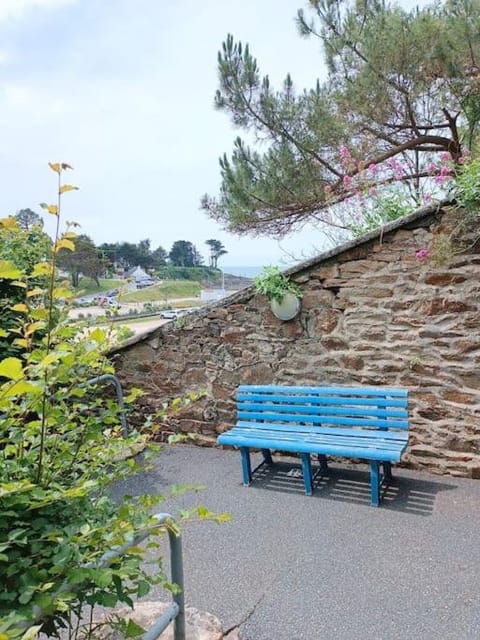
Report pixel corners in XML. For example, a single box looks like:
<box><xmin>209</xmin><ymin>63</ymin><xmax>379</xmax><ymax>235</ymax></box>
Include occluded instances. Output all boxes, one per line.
<box><xmin>254</xmin><ymin>266</ymin><xmax>303</xmax><ymax>320</ymax></box>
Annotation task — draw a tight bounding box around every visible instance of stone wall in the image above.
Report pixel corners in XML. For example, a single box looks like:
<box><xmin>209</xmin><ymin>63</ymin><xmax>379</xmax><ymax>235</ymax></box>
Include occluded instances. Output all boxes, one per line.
<box><xmin>112</xmin><ymin>205</ymin><xmax>480</xmax><ymax>478</ymax></box>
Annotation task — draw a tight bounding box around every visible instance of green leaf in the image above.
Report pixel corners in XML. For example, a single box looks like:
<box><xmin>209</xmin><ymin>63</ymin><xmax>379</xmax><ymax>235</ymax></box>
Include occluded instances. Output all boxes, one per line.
<box><xmin>25</xmin><ymin>322</ymin><xmax>46</xmax><ymax>337</ymax></box>
<box><xmin>89</xmin><ymin>328</ymin><xmax>106</xmax><ymax>343</ymax></box>
<box><xmin>0</xmin><ymin>357</ymin><xmax>24</xmax><ymax>381</ymax></box>
<box><xmin>11</xmin><ymin>303</ymin><xmax>28</xmax><ymax>312</ymax></box>
<box><xmin>52</xmin><ymin>287</ymin><xmax>73</xmax><ymax>299</ymax></box>
<box><xmin>125</xmin><ymin>619</ymin><xmax>146</xmax><ymax>638</ymax></box>
<box><xmin>54</xmin><ymin>239</ymin><xmax>75</xmax><ymax>253</ymax></box>
<box><xmin>93</xmin><ymin>569</ymin><xmax>113</xmax><ymax>588</ymax></box>
<box><xmin>26</xmin><ymin>287</ymin><xmax>44</xmax><ymax>297</ymax></box>
<box><xmin>31</xmin><ymin>262</ymin><xmax>53</xmax><ymax>277</ymax></box>
<box><xmin>1</xmin><ymin>380</ymin><xmax>41</xmax><ymax>397</ymax></box>
<box><xmin>21</xmin><ymin>625</ymin><xmax>43</xmax><ymax>640</ymax></box>
<box><xmin>0</xmin><ymin>260</ymin><xmax>22</xmax><ymax>279</ymax></box>
<box><xmin>136</xmin><ymin>579</ymin><xmax>150</xmax><ymax>598</ymax></box>
<box><xmin>19</xmin><ymin>590</ymin><xmax>34</xmax><ymax>604</ymax></box>
<box><xmin>59</xmin><ymin>184</ymin><xmax>79</xmax><ymax>194</ymax></box>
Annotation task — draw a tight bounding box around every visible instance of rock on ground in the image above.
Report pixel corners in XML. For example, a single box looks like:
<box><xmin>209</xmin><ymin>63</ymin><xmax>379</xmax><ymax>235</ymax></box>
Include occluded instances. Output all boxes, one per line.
<box><xmin>93</xmin><ymin>601</ymin><xmax>238</xmax><ymax>639</ymax></box>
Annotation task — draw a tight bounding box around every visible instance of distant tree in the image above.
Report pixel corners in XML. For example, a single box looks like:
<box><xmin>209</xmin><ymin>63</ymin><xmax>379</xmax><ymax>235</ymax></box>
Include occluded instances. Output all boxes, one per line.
<box><xmin>205</xmin><ymin>239</ymin><xmax>228</xmax><ymax>268</ymax></box>
<box><xmin>98</xmin><ymin>241</ymin><xmax>167</xmax><ymax>271</ymax></box>
<box><xmin>169</xmin><ymin>240</ymin><xmax>203</xmax><ymax>267</ymax></box>
<box><xmin>136</xmin><ymin>239</ymin><xmax>153</xmax><ymax>269</ymax></box>
<box><xmin>192</xmin><ymin>245</ymin><xmax>204</xmax><ymax>266</ymax></box>
<box><xmin>97</xmin><ymin>242</ymin><xmax>118</xmax><ymax>271</ymax></box>
<box><xmin>109</xmin><ymin>240</ymin><xmax>155</xmax><ymax>270</ymax></box>
<box><xmin>57</xmin><ymin>234</ymin><xmax>105</xmax><ymax>287</ymax></box>
<box><xmin>116</xmin><ymin>242</ymin><xmax>139</xmax><ymax>269</ymax></box>
<box><xmin>14</xmin><ymin>208</ymin><xmax>44</xmax><ymax>231</ymax></box>
<box><xmin>151</xmin><ymin>245</ymin><xmax>168</xmax><ymax>268</ymax></box>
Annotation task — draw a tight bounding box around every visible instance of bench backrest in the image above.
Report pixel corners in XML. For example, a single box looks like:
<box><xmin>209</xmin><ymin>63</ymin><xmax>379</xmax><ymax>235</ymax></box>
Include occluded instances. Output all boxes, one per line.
<box><xmin>236</xmin><ymin>385</ymin><xmax>409</xmax><ymax>431</ymax></box>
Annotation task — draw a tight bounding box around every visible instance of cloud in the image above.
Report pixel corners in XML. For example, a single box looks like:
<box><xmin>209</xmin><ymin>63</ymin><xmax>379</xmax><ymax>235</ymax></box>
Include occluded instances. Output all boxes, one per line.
<box><xmin>0</xmin><ymin>0</ymin><xmax>76</xmax><ymax>22</ymax></box>
<box><xmin>3</xmin><ymin>84</ymin><xmax>69</xmax><ymax>117</ymax></box>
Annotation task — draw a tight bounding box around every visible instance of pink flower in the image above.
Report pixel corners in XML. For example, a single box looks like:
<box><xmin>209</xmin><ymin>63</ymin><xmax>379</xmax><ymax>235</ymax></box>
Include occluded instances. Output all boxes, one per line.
<box><xmin>415</xmin><ymin>248</ymin><xmax>431</xmax><ymax>261</ymax></box>
<box><xmin>339</xmin><ymin>145</ymin><xmax>351</xmax><ymax>161</ymax></box>
<box><xmin>440</xmin><ymin>152</ymin><xmax>451</xmax><ymax>162</ymax></box>
<box><xmin>459</xmin><ymin>152</ymin><xmax>471</xmax><ymax>164</ymax></box>
<box><xmin>368</xmin><ymin>163</ymin><xmax>378</xmax><ymax>175</ymax></box>
<box><xmin>342</xmin><ymin>175</ymin><xmax>353</xmax><ymax>189</ymax></box>
<box><xmin>369</xmin><ymin>186</ymin><xmax>378</xmax><ymax>196</ymax></box>
<box><xmin>427</xmin><ymin>163</ymin><xmax>438</xmax><ymax>175</ymax></box>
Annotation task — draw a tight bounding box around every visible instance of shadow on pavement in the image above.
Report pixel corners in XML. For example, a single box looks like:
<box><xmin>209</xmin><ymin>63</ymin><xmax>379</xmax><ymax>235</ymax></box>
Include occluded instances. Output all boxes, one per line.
<box><xmin>251</xmin><ymin>461</ymin><xmax>455</xmax><ymax>516</ymax></box>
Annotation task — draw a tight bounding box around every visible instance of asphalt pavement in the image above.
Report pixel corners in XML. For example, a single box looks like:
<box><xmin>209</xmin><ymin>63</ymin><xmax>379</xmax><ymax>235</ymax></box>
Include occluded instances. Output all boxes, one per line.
<box><xmin>112</xmin><ymin>445</ymin><xmax>480</xmax><ymax>640</ymax></box>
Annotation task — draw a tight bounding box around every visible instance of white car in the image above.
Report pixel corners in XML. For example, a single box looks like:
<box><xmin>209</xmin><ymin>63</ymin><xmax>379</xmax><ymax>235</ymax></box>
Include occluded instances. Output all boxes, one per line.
<box><xmin>160</xmin><ymin>309</ymin><xmax>181</xmax><ymax>319</ymax></box>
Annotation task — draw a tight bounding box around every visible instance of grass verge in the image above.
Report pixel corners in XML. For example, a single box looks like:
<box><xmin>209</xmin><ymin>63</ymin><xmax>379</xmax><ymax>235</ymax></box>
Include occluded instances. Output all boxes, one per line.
<box><xmin>119</xmin><ymin>280</ymin><xmax>200</xmax><ymax>302</ymax></box>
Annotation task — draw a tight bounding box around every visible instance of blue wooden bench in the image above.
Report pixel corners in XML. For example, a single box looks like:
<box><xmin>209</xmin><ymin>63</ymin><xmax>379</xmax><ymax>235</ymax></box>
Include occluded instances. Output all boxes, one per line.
<box><xmin>217</xmin><ymin>385</ymin><xmax>409</xmax><ymax>506</ymax></box>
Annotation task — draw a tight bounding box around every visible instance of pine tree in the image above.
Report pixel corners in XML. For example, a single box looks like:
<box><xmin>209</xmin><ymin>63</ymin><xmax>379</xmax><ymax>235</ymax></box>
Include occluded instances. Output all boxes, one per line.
<box><xmin>202</xmin><ymin>0</ymin><xmax>480</xmax><ymax>238</ymax></box>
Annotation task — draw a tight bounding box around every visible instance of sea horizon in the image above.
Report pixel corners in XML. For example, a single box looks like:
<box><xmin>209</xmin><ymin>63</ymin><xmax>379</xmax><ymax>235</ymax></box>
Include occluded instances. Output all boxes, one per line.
<box><xmin>222</xmin><ymin>265</ymin><xmax>266</xmax><ymax>278</ymax></box>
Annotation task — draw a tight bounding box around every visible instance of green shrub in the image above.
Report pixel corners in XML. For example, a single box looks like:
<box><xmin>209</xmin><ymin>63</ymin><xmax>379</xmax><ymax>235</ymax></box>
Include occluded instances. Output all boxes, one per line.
<box><xmin>254</xmin><ymin>266</ymin><xmax>302</xmax><ymax>303</ymax></box>
<box><xmin>453</xmin><ymin>157</ymin><xmax>480</xmax><ymax>215</ymax></box>
<box><xmin>0</xmin><ymin>165</ymin><xmax>228</xmax><ymax>640</ymax></box>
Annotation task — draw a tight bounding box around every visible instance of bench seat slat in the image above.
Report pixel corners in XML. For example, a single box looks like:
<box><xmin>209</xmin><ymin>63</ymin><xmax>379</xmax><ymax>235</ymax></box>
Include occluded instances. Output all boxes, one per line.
<box><xmin>217</xmin><ymin>431</ymin><xmax>407</xmax><ymax>462</ymax></box>
<box><xmin>237</xmin><ymin>410</ymin><xmax>409</xmax><ymax>429</ymax></box>
<box><xmin>238</xmin><ymin>385</ymin><xmax>408</xmax><ymax>397</ymax></box>
<box><xmin>236</xmin><ymin>421</ymin><xmax>409</xmax><ymax>442</ymax></box>
<box><xmin>223</xmin><ymin>426</ymin><xmax>407</xmax><ymax>448</ymax></box>
<box><xmin>219</xmin><ymin>432</ymin><xmax>407</xmax><ymax>457</ymax></box>
<box><xmin>237</xmin><ymin>393</ymin><xmax>408</xmax><ymax>408</ymax></box>
<box><xmin>238</xmin><ymin>402</ymin><xmax>408</xmax><ymax>419</ymax></box>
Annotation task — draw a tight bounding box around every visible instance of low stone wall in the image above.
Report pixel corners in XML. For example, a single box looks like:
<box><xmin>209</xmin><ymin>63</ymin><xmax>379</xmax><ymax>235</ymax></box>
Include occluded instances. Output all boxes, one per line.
<box><xmin>112</xmin><ymin>205</ymin><xmax>480</xmax><ymax>478</ymax></box>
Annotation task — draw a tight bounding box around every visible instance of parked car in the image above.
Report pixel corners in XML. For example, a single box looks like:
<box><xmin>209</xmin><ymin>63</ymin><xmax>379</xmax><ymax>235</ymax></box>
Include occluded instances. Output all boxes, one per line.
<box><xmin>96</xmin><ymin>296</ymin><xmax>121</xmax><ymax>309</ymax></box>
<box><xmin>75</xmin><ymin>297</ymin><xmax>93</xmax><ymax>307</ymax></box>
<box><xmin>160</xmin><ymin>309</ymin><xmax>181</xmax><ymax>319</ymax></box>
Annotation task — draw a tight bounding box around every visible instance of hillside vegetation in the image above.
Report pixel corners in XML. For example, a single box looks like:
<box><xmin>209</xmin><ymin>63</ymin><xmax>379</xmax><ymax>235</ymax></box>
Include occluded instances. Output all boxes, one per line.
<box><xmin>119</xmin><ymin>280</ymin><xmax>200</xmax><ymax>303</ymax></box>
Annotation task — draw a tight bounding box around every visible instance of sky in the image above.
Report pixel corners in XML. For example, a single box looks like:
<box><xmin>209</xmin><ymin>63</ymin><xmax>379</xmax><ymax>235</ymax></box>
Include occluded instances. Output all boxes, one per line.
<box><xmin>0</xmin><ymin>0</ymin><xmax>427</xmax><ymax>268</ymax></box>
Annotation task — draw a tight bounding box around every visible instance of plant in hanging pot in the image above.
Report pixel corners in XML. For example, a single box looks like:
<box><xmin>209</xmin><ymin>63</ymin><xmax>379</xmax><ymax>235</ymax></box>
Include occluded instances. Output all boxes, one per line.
<box><xmin>254</xmin><ymin>266</ymin><xmax>303</xmax><ymax>320</ymax></box>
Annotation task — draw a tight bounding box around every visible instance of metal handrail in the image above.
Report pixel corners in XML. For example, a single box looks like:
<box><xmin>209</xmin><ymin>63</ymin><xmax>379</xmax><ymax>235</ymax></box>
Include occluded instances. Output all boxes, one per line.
<box><xmin>94</xmin><ymin>512</ymin><xmax>186</xmax><ymax>640</ymax></box>
<box><xmin>27</xmin><ymin>513</ymin><xmax>185</xmax><ymax>640</ymax></box>
<box><xmin>85</xmin><ymin>373</ymin><xmax>129</xmax><ymax>437</ymax></box>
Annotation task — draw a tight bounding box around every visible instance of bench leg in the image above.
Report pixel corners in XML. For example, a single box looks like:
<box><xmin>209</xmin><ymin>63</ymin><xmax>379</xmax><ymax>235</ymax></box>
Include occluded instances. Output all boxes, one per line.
<box><xmin>240</xmin><ymin>447</ymin><xmax>252</xmax><ymax>486</ymax></box>
<box><xmin>300</xmin><ymin>453</ymin><xmax>313</xmax><ymax>496</ymax></box>
<box><xmin>318</xmin><ymin>454</ymin><xmax>328</xmax><ymax>472</ymax></box>
<box><xmin>261</xmin><ymin>448</ymin><xmax>273</xmax><ymax>464</ymax></box>
<box><xmin>383</xmin><ymin>461</ymin><xmax>392</xmax><ymax>482</ymax></box>
<box><xmin>370</xmin><ymin>461</ymin><xmax>380</xmax><ymax>507</ymax></box>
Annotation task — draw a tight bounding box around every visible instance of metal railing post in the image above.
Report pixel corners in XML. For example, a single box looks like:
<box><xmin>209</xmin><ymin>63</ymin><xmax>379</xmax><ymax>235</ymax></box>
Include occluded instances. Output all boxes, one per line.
<box><xmin>25</xmin><ymin>513</ymin><xmax>185</xmax><ymax>640</ymax></box>
<box><xmin>85</xmin><ymin>373</ymin><xmax>129</xmax><ymax>436</ymax></box>
<box><xmin>168</xmin><ymin>526</ymin><xmax>186</xmax><ymax>640</ymax></box>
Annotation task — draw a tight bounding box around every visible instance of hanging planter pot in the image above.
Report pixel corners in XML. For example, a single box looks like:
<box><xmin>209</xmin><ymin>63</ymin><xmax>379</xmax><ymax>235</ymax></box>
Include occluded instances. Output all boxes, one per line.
<box><xmin>270</xmin><ymin>291</ymin><xmax>302</xmax><ymax>321</ymax></box>
<box><xmin>254</xmin><ymin>266</ymin><xmax>303</xmax><ymax>322</ymax></box>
